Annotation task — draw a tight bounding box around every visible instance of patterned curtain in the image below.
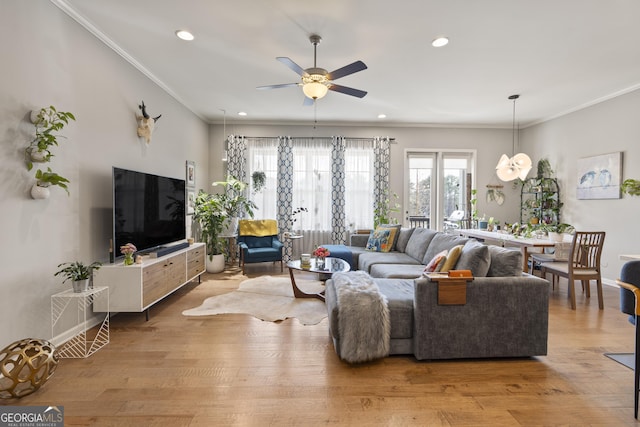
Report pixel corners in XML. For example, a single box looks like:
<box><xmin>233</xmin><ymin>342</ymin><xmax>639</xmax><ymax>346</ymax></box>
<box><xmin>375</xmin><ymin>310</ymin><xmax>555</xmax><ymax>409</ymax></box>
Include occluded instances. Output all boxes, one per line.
<box><xmin>331</xmin><ymin>136</ymin><xmax>347</xmax><ymax>244</ymax></box>
<box><xmin>227</xmin><ymin>135</ymin><xmax>247</xmax><ymax>183</ymax></box>
<box><xmin>373</xmin><ymin>137</ymin><xmax>392</xmax><ymax>224</ymax></box>
<box><xmin>276</xmin><ymin>136</ymin><xmax>294</xmax><ymax>260</ymax></box>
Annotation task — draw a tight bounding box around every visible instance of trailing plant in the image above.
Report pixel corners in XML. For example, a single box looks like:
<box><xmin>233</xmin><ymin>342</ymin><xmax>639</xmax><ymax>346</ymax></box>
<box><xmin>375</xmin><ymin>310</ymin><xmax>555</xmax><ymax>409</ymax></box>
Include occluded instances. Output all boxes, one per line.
<box><xmin>622</xmin><ymin>179</ymin><xmax>640</xmax><ymax>196</ymax></box>
<box><xmin>540</xmin><ymin>223</ymin><xmax>574</xmax><ymax>234</ymax></box>
<box><xmin>34</xmin><ymin>167</ymin><xmax>70</xmax><ymax>195</ymax></box>
<box><xmin>251</xmin><ymin>171</ymin><xmax>266</xmax><ymax>193</ymax></box>
<box><xmin>54</xmin><ymin>261</ymin><xmax>102</xmax><ymax>283</ymax></box>
<box><xmin>25</xmin><ymin>106</ymin><xmax>75</xmax><ymax>170</ymax></box>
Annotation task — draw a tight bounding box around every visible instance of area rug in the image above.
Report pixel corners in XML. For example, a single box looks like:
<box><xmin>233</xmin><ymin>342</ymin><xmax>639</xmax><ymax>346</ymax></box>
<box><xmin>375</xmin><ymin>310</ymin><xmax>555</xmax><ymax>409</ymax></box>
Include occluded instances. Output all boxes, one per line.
<box><xmin>182</xmin><ymin>275</ymin><xmax>327</xmax><ymax>325</ymax></box>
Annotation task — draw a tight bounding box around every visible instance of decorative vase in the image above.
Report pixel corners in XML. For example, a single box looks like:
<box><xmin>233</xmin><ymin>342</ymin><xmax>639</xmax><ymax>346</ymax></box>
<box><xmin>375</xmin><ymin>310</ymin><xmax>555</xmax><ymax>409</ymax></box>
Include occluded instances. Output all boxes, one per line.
<box><xmin>26</xmin><ymin>146</ymin><xmax>47</xmax><ymax>163</ymax></box>
<box><xmin>316</xmin><ymin>256</ymin><xmax>325</xmax><ymax>270</ymax></box>
<box><xmin>123</xmin><ymin>253</ymin><xmax>134</xmax><ymax>265</ymax></box>
<box><xmin>72</xmin><ymin>279</ymin><xmax>89</xmax><ymax>293</ymax></box>
<box><xmin>30</xmin><ymin>183</ymin><xmax>50</xmax><ymax>199</ymax></box>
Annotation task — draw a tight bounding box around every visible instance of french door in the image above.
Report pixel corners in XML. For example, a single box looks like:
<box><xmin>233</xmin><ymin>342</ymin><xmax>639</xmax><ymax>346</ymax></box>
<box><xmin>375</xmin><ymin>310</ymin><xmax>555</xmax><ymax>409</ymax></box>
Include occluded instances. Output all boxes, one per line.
<box><xmin>404</xmin><ymin>150</ymin><xmax>474</xmax><ymax>230</ymax></box>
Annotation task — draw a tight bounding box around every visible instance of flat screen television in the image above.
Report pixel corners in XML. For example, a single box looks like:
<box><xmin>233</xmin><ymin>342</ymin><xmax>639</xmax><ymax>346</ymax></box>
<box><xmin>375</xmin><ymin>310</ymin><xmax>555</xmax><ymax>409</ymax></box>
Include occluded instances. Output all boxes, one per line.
<box><xmin>112</xmin><ymin>167</ymin><xmax>186</xmax><ymax>259</ymax></box>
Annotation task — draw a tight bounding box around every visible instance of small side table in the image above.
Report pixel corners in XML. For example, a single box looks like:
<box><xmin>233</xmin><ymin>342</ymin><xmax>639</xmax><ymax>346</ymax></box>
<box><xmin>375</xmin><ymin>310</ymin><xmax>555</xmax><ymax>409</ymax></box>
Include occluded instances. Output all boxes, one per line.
<box><xmin>220</xmin><ymin>233</ymin><xmax>238</xmax><ymax>264</ymax></box>
<box><xmin>284</xmin><ymin>232</ymin><xmax>304</xmax><ymax>261</ymax></box>
<box><xmin>51</xmin><ymin>286</ymin><xmax>109</xmax><ymax>358</ymax></box>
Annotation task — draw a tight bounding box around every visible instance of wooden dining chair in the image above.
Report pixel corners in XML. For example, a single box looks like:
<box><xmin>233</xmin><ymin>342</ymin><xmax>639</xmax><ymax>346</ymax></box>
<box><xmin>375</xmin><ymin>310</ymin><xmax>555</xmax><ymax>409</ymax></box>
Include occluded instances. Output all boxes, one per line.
<box><xmin>539</xmin><ymin>231</ymin><xmax>606</xmax><ymax>310</ymax></box>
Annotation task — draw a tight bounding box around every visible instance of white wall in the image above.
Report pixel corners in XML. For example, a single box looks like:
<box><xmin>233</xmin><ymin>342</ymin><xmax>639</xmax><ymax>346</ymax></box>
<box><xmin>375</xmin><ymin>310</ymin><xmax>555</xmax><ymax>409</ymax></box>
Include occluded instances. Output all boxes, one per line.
<box><xmin>522</xmin><ymin>89</ymin><xmax>640</xmax><ymax>281</ymax></box>
<box><xmin>0</xmin><ymin>2</ymin><xmax>209</xmax><ymax>346</ymax></box>
<box><xmin>208</xmin><ymin>122</ymin><xmax>519</xmax><ymax>226</ymax></box>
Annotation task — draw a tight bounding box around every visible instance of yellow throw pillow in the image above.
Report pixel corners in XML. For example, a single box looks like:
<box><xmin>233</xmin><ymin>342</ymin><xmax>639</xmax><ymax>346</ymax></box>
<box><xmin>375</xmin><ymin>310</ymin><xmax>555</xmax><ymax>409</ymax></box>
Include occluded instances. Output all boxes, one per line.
<box><xmin>440</xmin><ymin>245</ymin><xmax>464</xmax><ymax>272</ymax></box>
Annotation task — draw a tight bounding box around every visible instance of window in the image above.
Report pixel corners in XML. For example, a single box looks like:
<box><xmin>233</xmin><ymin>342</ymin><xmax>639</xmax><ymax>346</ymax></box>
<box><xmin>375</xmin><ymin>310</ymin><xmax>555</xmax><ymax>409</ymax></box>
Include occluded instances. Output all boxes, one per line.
<box><xmin>405</xmin><ymin>151</ymin><xmax>474</xmax><ymax>229</ymax></box>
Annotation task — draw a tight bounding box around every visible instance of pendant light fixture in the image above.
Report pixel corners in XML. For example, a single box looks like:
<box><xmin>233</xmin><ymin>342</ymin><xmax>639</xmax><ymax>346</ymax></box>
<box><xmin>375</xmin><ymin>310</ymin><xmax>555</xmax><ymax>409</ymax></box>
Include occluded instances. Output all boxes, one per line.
<box><xmin>496</xmin><ymin>94</ymin><xmax>532</xmax><ymax>181</ymax></box>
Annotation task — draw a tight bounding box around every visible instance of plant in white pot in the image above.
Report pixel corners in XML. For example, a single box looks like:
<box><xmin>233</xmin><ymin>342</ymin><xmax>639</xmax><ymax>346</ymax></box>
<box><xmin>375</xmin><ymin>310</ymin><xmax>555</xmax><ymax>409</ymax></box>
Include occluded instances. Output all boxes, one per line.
<box><xmin>193</xmin><ymin>190</ymin><xmax>227</xmax><ymax>273</ymax></box>
<box><xmin>31</xmin><ymin>167</ymin><xmax>70</xmax><ymax>199</ymax></box>
<box><xmin>25</xmin><ymin>106</ymin><xmax>75</xmax><ymax>170</ymax></box>
<box><xmin>212</xmin><ymin>176</ymin><xmax>257</xmax><ymax>235</ymax></box>
<box><xmin>542</xmin><ymin>223</ymin><xmax>574</xmax><ymax>242</ymax></box>
<box><xmin>54</xmin><ymin>261</ymin><xmax>102</xmax><ymax>293</ymax></box>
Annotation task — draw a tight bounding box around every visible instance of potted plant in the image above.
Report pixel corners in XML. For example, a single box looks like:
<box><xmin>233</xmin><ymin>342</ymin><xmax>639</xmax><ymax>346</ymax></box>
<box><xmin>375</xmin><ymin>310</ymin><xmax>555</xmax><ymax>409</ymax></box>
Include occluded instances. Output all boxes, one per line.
<box><xmin>373</xmin><ymin>190</ymin><xmax>400</xmax><ymax>228</ymax></box>
<box><xmin>55</xmin><ymin>261</ymin><xmax>102</xmax><ymax>293</ymax></box>
<box><xmin>212</xmin><ymin>176</ymin><xmax>257</xmax><ymax>235</ymax></box>
<box><xmin>31</xmin><ymin>167</ymin><xmax>70</xmax><ymax>199</ymax></box>
<box><xmin>25</xmin><ymin>106</ymin><xmax>75</xmax><ymax>170</ymax></box>
<box><xmin>542</xmin><ymin>223</ymin><xmax>575</xmax><ymax>242</ymax></box>
<box><xmin>251</xmin><ymin>171</ymin><xmax>266</xmax><ymax>193</ymax></box>
<box><xmin>192</xmin><ymin>190</ymin><xmax>227</xmax><ymax>273</ymax></box>
<box><xmin>622</xmin><ymin>179</ymin><xmax>640</xmax><ymax>196</ymax></box>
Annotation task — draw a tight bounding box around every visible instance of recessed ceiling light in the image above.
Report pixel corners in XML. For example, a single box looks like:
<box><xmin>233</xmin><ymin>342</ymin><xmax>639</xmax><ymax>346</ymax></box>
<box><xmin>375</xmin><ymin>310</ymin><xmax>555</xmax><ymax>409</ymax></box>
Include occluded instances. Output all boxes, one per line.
<box><xmin>175</xmin><ymin>30</ymin><xmax>194</xmax><ymax>41</ymax></box>
<box><xmin>238</xmin><ymin>111</ymin><xmax>247</xmax><ymax>116</ymax></box>
<box><xmin>378</xmin><ymin>114</ymin><xmax>387</xmax><ymax>119</ymax></box>
<box><xmin>432</xmin><ymin>37</ymin><xmax>449</xmax><ymax>47</ymax></box>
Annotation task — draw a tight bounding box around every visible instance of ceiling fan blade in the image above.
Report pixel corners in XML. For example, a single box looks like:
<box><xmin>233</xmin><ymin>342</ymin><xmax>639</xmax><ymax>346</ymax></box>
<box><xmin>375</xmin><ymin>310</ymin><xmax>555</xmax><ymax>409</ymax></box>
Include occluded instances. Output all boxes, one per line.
<box><xmin>256</xmin><ymin>83</ymin><xmax>300</xmax><ymax>90</ymax></box>
<box><xmin>327</xmin><ymin>60</ymin><xmax>367</xmax><ymax>80</ymax></box>
<box><xmin>277</xmin><ymin>57</ymin><xmax>309</xmax><ymax>77</ymax></box>
<box><xmin>302</xmin><ymin>96</ymin><xmax>315</xmax><ymax>107</ymax></box>
<box><xmin>328</xmin><ymin>84</ymin><xmax>367</xmax><ymax>98</ymax></box>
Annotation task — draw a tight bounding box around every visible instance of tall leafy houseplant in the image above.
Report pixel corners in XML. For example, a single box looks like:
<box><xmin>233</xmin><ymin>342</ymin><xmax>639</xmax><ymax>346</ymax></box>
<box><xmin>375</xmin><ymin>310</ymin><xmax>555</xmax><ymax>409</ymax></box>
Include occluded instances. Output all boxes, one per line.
<box><xmin>192</xmin><ymin>190</ymin><xmax>227</xmax><ymax>259</ymax></box>
<box><xmin>212</xmin><ymin>176</ymin><xmax>257</xmax><ymax>232</ymax></box>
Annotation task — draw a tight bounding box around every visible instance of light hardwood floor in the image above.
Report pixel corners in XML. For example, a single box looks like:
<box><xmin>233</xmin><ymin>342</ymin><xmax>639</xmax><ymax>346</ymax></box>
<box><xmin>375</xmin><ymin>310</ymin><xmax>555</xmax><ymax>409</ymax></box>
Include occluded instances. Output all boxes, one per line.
<box><xmin>3</xmin><ymin>265</ymin><xmax>640</xmax><ymax>426</ymax></box>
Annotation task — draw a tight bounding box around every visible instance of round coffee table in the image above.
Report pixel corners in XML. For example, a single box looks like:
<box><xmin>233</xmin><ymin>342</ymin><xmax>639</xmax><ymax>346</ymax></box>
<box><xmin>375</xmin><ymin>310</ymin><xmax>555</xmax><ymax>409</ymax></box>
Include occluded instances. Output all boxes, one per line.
<box><xmin>287</xmin><ymin>257</ymin><xmax>350</xmax><ymax>301</ymax></box>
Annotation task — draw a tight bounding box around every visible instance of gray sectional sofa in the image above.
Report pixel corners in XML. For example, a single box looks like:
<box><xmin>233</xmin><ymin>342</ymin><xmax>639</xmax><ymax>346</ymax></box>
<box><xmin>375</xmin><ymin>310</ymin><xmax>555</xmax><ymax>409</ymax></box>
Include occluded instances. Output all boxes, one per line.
<box><xmin>325</xmin><ymin>227</ymin><xmax>550</xmax><ymax>361</ymax></box>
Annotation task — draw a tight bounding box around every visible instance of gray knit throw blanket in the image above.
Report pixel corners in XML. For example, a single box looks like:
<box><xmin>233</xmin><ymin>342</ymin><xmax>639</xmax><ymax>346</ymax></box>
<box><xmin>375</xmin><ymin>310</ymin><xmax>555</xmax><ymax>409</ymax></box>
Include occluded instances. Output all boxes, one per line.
<box><xmin>333</xmin><ymin>271</ymin><xmax>390</xmax><ymax>363</ymax></box>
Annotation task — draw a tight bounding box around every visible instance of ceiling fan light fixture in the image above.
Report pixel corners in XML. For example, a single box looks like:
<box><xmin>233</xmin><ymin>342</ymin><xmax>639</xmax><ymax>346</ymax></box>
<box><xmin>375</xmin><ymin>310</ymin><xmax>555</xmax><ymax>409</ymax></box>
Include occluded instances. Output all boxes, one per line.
<box><xmin>302</xmin><ymin>74</ymin><xmax>329</xmax><ymax>99</ymax></box>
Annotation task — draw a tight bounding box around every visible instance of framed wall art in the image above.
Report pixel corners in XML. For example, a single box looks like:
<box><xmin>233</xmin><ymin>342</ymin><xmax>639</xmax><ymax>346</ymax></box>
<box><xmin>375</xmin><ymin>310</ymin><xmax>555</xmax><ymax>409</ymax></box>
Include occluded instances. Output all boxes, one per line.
<box><xmin>187</xmin><ymin>189</ymin><xmax>195</xmax><ymax>215</ymax></box>
<box><xmin>576</xmin><ymin>152</ymin><xmax>622</xmax><ymax>200</ymax></box>
<box><xmin>186</xmin><ymin>160</ymin><xmax>196</xmax><ymax>188</ymax></box>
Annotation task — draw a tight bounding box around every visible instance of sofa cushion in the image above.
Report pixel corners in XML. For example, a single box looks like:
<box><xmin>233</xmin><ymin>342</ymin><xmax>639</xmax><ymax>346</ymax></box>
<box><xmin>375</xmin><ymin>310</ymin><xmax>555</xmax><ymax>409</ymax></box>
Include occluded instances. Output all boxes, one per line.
<box><xmin>440</xmin><ymin>244</ymin><xmax>464</xmax><ymax>272</ymax></box>
<box><xmin>374</xmin><ymin>279</ymin><xmax>415</xmax><ymax>339</ymax></box>
<box><xmin>487</xmin><ymin>246</ymin><xmax>523</xmax><ymax>277</ymax></box>
<box><xmin>455</xmin><ymin>239</ymin><xmax>491</xmax><ymax>277</ymax></box>
<box><xmin>395</xmin><ymin>228</ymin><xmax>415</xmax><ymax>253</ymax></box>
<box><xmin>404</xmin><ymin>228</ymin><xmax>438</xmax><ymax>262</ymax></box>
<box><xmin>422</xmin><ymin>234</ymin><xmax>470</xmax><ymax>264</ymax></box>
<box><xmin>358</xmin><ymin>251</ymin><xmax>420</xmax><ymax>273</ymax></box>
<box><xmin>369</xmin><ymin>263</ymin><xmax>425</xmax><ymax>279</ymax></box>
<box><xmin>365</xmin><ymin>226</ymin><xmax>398</xmax><ymax>252</ymax></box>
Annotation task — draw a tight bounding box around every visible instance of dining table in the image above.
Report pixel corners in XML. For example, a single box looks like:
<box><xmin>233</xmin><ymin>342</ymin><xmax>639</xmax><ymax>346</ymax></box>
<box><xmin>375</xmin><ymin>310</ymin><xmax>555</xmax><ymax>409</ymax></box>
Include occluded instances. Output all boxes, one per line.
<box><xmin>457</xmin><ymin>229</ymin><xmax>557</xmax><ymax>272</ymax></box>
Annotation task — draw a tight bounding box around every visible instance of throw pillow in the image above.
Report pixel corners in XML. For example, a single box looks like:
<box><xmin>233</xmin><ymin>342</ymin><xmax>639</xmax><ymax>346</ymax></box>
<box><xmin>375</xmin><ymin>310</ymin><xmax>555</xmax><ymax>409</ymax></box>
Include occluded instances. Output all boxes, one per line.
<box><xmin>377</xmin><ymin>224</ymin><xmax>402</xmax><ymax>251</ymax></box>
<box><xmin>422</xmin><ymin>233</ymin><xmax>469</xmax><ymax>265</ymax></box>
<box><xmin>487</xmin><ymin>246</ymin><xmax>523</xmax><ymax>277</ymax></box>
<box><xmin>423</xmin><ymin>249</ymin><xmax>448</xmax><ymax>273</ymax></box>
<box><xmin>365</xmin><ymin>227</ymin><xmax>398</xmax><ymax>253</ymax></box>
<box><xmin>455</xmin><ymin>239</ymin><xmax>491</xmax><ymax>277</ymax></box>
<box><xmin>440</xmin><ymin>244</ymin><xmax>464</xmax><ymax>272</ymax></box>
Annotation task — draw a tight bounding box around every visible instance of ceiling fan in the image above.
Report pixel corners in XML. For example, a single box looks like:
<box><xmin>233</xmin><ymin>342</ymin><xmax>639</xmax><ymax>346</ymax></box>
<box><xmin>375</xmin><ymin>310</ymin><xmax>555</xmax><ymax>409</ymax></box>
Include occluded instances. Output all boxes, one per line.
<box><xmin>257</xmin><ymin>34</ymin><xmax>368</xmax><ymax>105</ymax></box>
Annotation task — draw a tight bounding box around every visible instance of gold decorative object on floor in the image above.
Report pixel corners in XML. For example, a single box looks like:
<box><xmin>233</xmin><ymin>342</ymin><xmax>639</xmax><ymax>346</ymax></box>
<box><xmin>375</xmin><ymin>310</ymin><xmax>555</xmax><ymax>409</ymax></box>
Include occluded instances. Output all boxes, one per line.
<box><xmin>0</xmin><ymin>338</ymin><xmax>59</xmax><ymax>399</ymax></box>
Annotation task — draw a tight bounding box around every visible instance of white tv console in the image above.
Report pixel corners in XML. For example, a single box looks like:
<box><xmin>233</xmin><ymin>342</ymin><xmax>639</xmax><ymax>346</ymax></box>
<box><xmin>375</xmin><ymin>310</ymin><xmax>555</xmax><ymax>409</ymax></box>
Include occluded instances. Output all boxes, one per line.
<box><xmin>94</xmin><ymin>243</ymin><xmax>205</xmax><ymax>319</ymax></box>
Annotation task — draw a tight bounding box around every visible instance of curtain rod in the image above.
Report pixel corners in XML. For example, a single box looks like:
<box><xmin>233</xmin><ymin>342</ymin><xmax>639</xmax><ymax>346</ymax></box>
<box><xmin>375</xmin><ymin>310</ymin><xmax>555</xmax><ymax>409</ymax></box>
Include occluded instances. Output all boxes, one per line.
<box><xmin>231</xmin><ymin>136</ymin><xmax>396</xmax><ymax>142</ymax></box>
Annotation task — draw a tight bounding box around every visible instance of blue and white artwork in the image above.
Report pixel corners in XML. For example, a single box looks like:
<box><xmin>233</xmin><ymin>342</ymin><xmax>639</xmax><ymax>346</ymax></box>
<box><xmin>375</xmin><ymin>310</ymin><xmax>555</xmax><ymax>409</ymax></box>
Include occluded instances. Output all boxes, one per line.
<box><xmin>576</xmin><ymin>152</ymin><xmax>622</xmax><ymax>199</ymax></box>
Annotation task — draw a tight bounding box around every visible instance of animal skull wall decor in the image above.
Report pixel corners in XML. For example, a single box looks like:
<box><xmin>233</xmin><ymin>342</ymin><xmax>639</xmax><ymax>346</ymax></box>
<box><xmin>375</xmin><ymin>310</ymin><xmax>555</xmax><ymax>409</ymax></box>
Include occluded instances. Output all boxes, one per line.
<box><xmin>136</xmin><ymin>100</ymin><xmax>162</xmax><ymax>144</ymax></box>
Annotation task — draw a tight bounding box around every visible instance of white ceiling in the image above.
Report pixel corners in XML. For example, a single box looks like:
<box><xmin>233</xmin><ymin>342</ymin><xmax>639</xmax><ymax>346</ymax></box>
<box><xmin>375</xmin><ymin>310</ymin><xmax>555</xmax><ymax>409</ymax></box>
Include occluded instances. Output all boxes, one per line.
<box><xmin>57</xmin><ymin>0</ymin><xmax>640</xmax><ymax>127</ymax></box>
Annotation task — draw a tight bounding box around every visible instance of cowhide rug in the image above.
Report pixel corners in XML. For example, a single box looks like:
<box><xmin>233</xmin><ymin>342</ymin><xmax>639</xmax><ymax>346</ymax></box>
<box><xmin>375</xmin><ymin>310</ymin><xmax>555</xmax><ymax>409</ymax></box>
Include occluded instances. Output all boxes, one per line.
<box><xmin>182</xmin><ymin>275</ymin><xmax>327</xmax><ymax>325</ymax></box>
